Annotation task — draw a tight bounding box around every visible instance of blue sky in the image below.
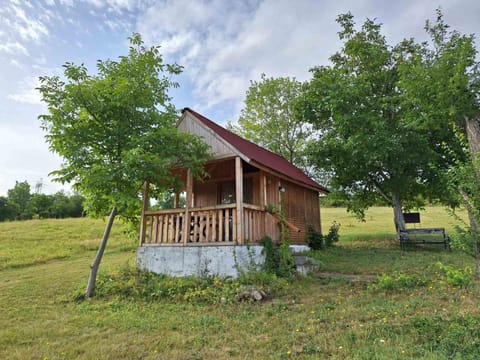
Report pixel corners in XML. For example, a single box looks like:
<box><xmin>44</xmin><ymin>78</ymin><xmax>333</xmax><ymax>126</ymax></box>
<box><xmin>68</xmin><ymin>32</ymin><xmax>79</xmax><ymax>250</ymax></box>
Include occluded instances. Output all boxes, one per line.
<box><xmin>1</xmin><ymin>0</ymin><xmax>479</xmax><ymax>196</ymax></box>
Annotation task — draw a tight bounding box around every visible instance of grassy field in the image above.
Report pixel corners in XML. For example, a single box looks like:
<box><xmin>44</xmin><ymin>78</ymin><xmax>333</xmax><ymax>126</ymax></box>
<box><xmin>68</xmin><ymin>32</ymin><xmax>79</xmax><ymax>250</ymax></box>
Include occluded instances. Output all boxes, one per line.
<box><xmin>0</xmin><ymin>207</ymin><xmax>478</xmax><ymax>359</ymax></box>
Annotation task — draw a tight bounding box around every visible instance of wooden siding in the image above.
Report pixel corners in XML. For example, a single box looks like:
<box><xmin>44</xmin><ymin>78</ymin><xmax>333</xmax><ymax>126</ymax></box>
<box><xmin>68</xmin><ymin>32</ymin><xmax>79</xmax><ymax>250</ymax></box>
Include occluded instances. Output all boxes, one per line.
<box><xmin>264</xmin><ymin>174</ymin><xmax>281</xmax><ymax>241</ymax></box>
<box><xmin>251</xmin><ymin>174</ymin><xmax>261</xmax><ymax>206</ymax></box>
<box><xmin>255</xmin><ymin>175</ymin><xmax>321</xmax><ymax>245</ymax></box>
<box><xmin>194</xmin><ymin>182</ymin><xmax>217</xmax><ymax>207</ymax></box>
<box><xmin>305</xmin><ymin>188</ymin><xmax>321</xmax><ymax>233</ymax></box>
<box><xmin>282</xmin><ymin>181</ymin><xmax>305</xmax><ymax>244</ymax></box>
<box><xmin>177</xmin><ymin>114</ymin><xmax>239</xmax><ymax>159</ymax></box>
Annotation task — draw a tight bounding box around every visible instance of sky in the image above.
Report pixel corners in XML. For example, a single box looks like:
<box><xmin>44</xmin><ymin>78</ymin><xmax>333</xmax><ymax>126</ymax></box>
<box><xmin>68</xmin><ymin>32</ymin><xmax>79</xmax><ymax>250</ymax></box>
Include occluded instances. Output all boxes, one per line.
<box><xmin>1</xmin><ymin>0</ymin><xmax>479</xmax><ymax>196</ymax></box>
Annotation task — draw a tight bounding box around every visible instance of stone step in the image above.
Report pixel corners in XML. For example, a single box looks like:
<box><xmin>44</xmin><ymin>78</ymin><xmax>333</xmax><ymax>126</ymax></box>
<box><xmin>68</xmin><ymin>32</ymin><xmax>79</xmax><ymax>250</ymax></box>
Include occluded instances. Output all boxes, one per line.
<box><xmin>294</xmin><ymin>255</ymin><xmax>323</xmax><ymax>275</ymax></box>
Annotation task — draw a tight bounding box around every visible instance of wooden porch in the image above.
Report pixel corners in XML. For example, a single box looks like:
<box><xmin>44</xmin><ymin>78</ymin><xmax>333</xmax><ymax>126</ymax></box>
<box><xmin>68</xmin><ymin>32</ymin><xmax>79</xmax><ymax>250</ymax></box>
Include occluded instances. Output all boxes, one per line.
<box><xmin>140</xmin><ymin>203</ymin><xmax>266</xmax><ymax>246</ymax></box>
<box><xmin>139</xmin><ymin>156</ymin><xmax>278</xmax><ymax>246</ymax></box>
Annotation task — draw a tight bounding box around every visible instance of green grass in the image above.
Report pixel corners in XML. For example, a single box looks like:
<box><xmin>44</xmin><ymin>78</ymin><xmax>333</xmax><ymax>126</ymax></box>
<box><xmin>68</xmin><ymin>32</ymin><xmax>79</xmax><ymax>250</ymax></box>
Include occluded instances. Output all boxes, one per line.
<box><xmin>321</xmin><ymin>206</ymin><xmax>466</xmax><ymax>242</ymax></box>
<box><xmin>0</xmin><ymin>208</ymin><xmax>478</xmax><ymax>359</ymax></box>
<box><xmin>0</xmin><ymin>217</ymin><xmax>132</xmax><ymax>269</ymax></box>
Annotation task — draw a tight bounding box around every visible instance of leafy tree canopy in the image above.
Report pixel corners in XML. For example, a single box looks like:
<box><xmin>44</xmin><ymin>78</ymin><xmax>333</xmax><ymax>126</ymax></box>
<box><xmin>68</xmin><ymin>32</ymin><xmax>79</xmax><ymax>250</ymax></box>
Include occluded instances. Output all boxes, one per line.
<box><xmin>396</xmin><ymin>10</ymin><xmax>480</xmax><ymax>274</ymax></box>
<box><xmin>230</xmin><ymin>74</ymin><xmax>316</xmax><ymax>177</ymax></box>
<box><xmin>302</xmin><ymin>12</ymin><xmax>466</xmax><ymax>231</ymax></box>
<box><xmin>38</xmin><ymin>33</ymin><xmax>210</xmax><ymax>223</ymax></box>
<box><xmin>38</xmin><ymin>33</ymin><xmax>211</xmax><ymax>297</ymax></box>
<box><xmin>7</xmin><ymin>181</ymin><xmax>32</xmax><ymax>220</ymax></box>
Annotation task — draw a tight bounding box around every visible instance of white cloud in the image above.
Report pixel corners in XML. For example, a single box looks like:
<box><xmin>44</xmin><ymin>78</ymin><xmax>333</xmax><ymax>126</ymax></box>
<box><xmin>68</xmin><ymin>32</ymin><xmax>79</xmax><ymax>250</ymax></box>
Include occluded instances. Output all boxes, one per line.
<box><xmin>136</xmin><ymin>0</ymin><xmax>480</xmax><ymax>119</ymax></box>
<box><xmin>7</xmin><ymin>76</ymin><xmax>42</xmax><ymax>105</ymax></box>
<box><xmin>84</xmin><ymin>0</ymin><xmax>140</xmax><ymax>13</ymax></box>
<box><xmin>10</xmin><ymin>4</ymin><xmax>49</xmax><ymax>43</ymax></box>
<box><xmin>0</xmin><ymin>41</ymin><xmax>29</xmax><ymax>55</ymax></box>
<box><xmin>9</xmin><ymin>59</ymin><xmax>23</xmax><ymax>69</ymax></box>
<box><xmin>58</xmin><ymin>0</ymin><xmax>74</xmax><ymax>7</ymax></box>
<box><xmin>137</xmin><ymin>0</ymin><xmax>261</xmax><ymax>111</ymax></box>
<box><xmin>104</xmin><ymin>18</ymin><xmax>131</xmax><ymax>32</ymax></box>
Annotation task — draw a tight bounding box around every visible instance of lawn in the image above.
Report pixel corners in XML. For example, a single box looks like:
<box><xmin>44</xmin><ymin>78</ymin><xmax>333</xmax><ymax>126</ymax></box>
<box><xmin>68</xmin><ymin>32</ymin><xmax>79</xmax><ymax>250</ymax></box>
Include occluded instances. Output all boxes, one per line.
<box><xmin>0</xmin><ymin>208</ymin><xmax>478</xmax><ymax>359</ymax></box>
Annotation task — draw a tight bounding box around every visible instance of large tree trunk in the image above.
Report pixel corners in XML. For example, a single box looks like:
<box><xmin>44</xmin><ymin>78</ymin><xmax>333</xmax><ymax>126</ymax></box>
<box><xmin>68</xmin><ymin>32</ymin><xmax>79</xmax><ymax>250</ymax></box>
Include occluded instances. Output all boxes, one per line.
<box><xmin>85</xmin><ymin>206</ymin><xmax>117</xmax><ymax>298</ymax></box>
<box><xmin>459</xmin><ymin>190</ymin><xmax>480</xmax><ymax>279</ymax></box>
<box><xmin>465</xmin><ymin>116</ymin><xmax>480</xmax><ymax>279</ymax></box>
<box><xmin>392</xmin><ymin>195</ymin><xmax>405</xmax><ymax>234</ymax></box>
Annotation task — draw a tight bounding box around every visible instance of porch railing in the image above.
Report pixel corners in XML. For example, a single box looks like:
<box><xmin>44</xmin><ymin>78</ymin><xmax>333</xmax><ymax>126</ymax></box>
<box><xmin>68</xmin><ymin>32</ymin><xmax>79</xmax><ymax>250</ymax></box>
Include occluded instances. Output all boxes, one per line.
<box><xmin>141</xmin><ymin>204</ymin><xmax>266</xmax><ymax>246</ymax></box>
<box><xmin>243</xmin><ymin>204</ymin><xmax>266</xmax><ymax>242</ymax></box>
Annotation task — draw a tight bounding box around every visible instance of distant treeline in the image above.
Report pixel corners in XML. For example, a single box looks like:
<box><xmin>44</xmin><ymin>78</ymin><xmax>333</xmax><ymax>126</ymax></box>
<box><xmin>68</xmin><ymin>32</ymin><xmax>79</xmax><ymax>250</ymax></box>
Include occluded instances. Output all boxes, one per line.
<box><xmin>0</xmin><ymin>181</ymin><xmax>84</xmax><ymax>221</ymax></box>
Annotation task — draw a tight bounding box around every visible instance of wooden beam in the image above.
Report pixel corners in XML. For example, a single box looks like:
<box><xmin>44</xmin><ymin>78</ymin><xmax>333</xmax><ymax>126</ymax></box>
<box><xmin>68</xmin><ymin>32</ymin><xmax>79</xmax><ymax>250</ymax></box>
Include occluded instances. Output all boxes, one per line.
<box><xmin>183</xmin><ymin>168</ymin><xmax>193</xmax><ymax>245</ymax></box>
<box><xmin>268</xmin><ymin>212</ymin><xmax>301</xmax><ymax>233</ymax></box>
<box><xmin>260</xmin><ymin>172</ymin><xmax>267</xmax><ymax>207</ymax></box>
<box><xmin>235</xmin><ymin>156</ymin><xmax>244</xmax><ymax>244</ymax></box>
<box><xmin>277</xmin><ymin>180</ymin><xmax>282</xmax><ymax>210</ymax></box>
<box><xmin>173</xmin><ymin>192</ymin><xmax>179</xmax><ymax>208</ymax></box>
<box><xmin>139</xmin><ymin>181</ymin><xmax>150</xmax><ymax>246</ymax></box>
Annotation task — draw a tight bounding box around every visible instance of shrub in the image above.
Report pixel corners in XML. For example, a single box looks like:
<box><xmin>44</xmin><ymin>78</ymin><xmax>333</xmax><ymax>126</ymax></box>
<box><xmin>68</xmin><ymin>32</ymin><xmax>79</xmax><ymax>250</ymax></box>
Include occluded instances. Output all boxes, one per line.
<box><xmin>307</xmin><ymin>225</ymin><xmax>323</xmax><ymax>250</ymax></box>
<box><xmin>436</xmin><ymin>262</ymin><xmax>473</xmax><ymax>287</ymax></box>
<box><xmin>324</xmin><ymin>221</ymin><xmax>340</xmax><ymax>247</ymax></box>
<box><xmin>307</xmin><ymin>222</ymin><xmax>340</xmax><ymax>250</ymax></box>
<box><xmin>259</xmin><ymin>236</ymin><xmax>296</xmax><ymax>278</ymax></box>
<box><xmin>260</xmin><ymin>236</ymin><xmax>279</xmax><ymax>274</ymax></box>
<box><xmin>371</xmin><ymin>272</ymin><xmax>428</xmax><ymax>291</ymax></box>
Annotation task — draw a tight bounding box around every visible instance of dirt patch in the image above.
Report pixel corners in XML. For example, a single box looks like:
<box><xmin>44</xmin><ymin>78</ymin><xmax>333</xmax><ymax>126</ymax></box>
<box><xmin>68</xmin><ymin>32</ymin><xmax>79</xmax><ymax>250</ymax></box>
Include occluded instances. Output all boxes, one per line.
<box><xmin>315</xmin><ymin>272</ymin><xmax>377</xmax><ymax>283</ymax></box>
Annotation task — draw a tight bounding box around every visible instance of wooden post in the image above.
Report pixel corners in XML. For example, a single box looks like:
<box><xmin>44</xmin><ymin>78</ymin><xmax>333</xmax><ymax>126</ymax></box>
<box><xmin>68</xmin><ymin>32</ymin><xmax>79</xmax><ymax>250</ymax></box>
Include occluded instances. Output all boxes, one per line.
<box><xmin>235</xmin><ymin>157</ymin><xmax>244</xmax><ymax>244</ymax></box>
<box><xmin>277</xmin><ymin>180</ymin><xmax>282</xmax><ymax>210</ymax></box>
<box><xmin>173</xmin><ymin>192</ymin><xmax>179</xmax><ymax>208</ymax></box>
<box><xmin>260</xmin><ymin>172</ymin><xmax>267</xmax><ymax>240</ymax></box>
<box><xmin>260</xmin><ymin>172</ymin><xmax>267</xmax><ymax>207</ymax></box>
<box><xmin>183</xmin><ymin>169</ymin><xmax>193</xmax><ymax>245</ymax></box>
<box><xmin>139</xmin><ymin>181</ymin><xmax>150</xmax><ymax>246</ymax></box>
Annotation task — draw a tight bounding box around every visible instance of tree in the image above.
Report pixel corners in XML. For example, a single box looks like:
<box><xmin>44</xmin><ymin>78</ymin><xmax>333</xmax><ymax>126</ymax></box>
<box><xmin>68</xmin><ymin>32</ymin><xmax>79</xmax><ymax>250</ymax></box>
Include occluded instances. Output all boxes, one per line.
<box><xmin>397</xmin><ymin>10</ymin><xmax>480</xmax><ymax>276</ymax></box>
<box><xmin>68</xmin><ymin>193</ymin><xmax>85</xmax><ymax>218</ymax></box>
<box><xmin>0</xmin><ymin>196</ymin><xmax>14</xmax><ymax>221</ymax></box>
<box><xmin>302</xmin><ymin>13</ymin><xmax>462</xmax><ymax>232</ymax></box>
<box><xmin>31</xmin><ymin>193</ymin><xmax>54</xmax><ymax>218</ymax></box>
<box><xmin>230</xmin><ymin>74</ymin><xmax>315</xmax><ymax>176</ymax></box>
<box><xmin>7</xmin><ymin>181</ymin><xmax>33</xmax><ymax>220</ymax></box>
<box><xmin>38</xmin><ymin>34</ymin><xmax>210</xmax><ymax>298</ymax></box>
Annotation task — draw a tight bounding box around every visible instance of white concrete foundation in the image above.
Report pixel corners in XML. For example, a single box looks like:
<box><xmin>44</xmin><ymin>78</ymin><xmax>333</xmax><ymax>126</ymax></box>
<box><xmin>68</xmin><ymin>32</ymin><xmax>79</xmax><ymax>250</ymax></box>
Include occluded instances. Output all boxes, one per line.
<box><xmin>289</xmin><ymin>245</ymin><xmax>311</xmax><ymax>254</ymax></box>
<box><xmin>136</xmin><ymin>245</ymin><xmax>265</xmax><ymax>278</ymax></box>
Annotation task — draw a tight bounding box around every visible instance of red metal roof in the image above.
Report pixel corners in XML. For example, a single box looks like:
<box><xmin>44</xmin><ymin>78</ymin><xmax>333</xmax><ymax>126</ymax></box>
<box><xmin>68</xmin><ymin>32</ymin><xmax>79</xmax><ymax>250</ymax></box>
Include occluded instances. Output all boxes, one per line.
<box><xmin>182</xmin><ymin>108</ymin><xmax>328</xmax><ymax>193</ymax></box>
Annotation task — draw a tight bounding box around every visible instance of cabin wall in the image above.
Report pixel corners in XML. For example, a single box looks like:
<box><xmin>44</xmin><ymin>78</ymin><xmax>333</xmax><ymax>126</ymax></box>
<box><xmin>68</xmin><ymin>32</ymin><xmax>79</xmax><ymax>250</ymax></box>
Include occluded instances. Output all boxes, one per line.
<box><xmin>193</xmin><ymin>182</ymin><xmax>217</xmax><ymax>207</ymax></box>
<box><xmin>269</xmin><ymin>178</ymin><xmax>321</xmax><ymax>245</ymax></box>
<box><xmin>264</xmin><ymin>174</ymin><xmax>281</xmax><ymax>241</ymax></box>
<box><xmin>177</xmin><ymin>115</ymin><xmax>237</xmax><ymax>158</ymax></box>
<box><xmin>251</xmin><ymin>175</ymin><xmax>261</xmax><ymax>205</ymax></box>
<box><xmin>304</xmin><ymin>188</ymin><xmax>321</xmax><ymax>233</ymax></box>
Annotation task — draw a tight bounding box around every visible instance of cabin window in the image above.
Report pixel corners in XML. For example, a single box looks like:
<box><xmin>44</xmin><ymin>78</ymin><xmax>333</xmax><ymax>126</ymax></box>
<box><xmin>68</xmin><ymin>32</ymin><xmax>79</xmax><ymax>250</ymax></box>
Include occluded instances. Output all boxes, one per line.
<box><xmin>218</xmin><ymin>178</ymin><xmax>253</xmax><ymax>204</ymax></box>
<box><xmin>243</xmin><ymin>178</ymin><xmax>253</xmax><ymax>204</ymax></box>
<box><xmin>219</xmin><ymin>181</ymin><xmax>235</xmax><ymax>204</ymax></box>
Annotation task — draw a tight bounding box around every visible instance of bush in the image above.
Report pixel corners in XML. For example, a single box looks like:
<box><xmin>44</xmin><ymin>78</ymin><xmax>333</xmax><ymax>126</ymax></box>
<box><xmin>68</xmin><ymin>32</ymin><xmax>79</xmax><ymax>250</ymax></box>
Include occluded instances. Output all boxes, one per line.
<box><xmin>307</xmin><ymin>225</ymin><xmax>323</xmax><ymax>250</ymax></box>
<box><xmin>259</xmin><ymin>236</ymin><xmax>296</xmax><ymax>278</ymax></box>
<box><xmin>324</xmin><ymin>221</ymin><xmax>340</xmax><ymax>247</ymax></box>
<box><xmin>307</xmin><ymin>222</ymin><xmax>340</xmax><ymax>250</ymax></box>
<box><xmin>371</xmin><ymin>272</ymin><xmax>428</xmax><ymax>291</ymax></box>
<box><xmin>436</xmin><ymin>262</ymin><xmax>473</xmax><ymax>287</ymax></box>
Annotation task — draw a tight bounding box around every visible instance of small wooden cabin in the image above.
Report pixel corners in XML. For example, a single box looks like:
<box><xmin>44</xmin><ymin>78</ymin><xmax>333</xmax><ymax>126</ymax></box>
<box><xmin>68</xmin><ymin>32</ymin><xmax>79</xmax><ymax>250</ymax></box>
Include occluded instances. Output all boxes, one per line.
<box><xmin>137</xmin><ymin>108</ymin><xmax>328</xmax><ymax>277</ymax></box>
<box><xmin>139</xmin><ymin>108</ymin><xmax>328</xmax><ymax>246</ymax></box>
